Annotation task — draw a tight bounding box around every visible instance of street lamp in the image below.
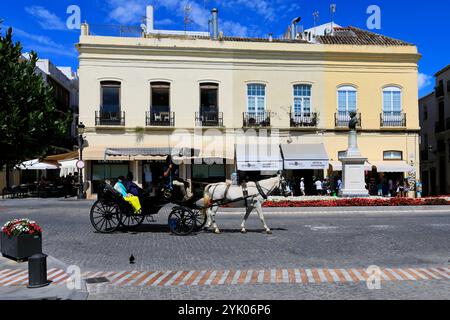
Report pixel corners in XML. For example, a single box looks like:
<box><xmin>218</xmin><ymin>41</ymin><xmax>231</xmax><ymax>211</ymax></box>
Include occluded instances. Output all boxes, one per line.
<box><xmin>77</xmin><ymin>122</ymin><xmax>86</xmax><ymax>199</ymax></box>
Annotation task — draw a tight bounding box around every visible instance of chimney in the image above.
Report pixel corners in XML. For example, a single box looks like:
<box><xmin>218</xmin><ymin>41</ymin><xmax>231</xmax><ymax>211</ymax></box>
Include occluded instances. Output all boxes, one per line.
<box><xmin>146</xmin><ymin>5</ymin><xmax>154</xmax><ymax>32</ymax></box>
<box><xmin>211</xmin><ymin>8</ymin><xmax>219</xmax><ymax>39</ymax></box>
<box><xmin>290</xmin><ymin>17</ymin><xmax>301</xmax><ymax>39</ymax></box>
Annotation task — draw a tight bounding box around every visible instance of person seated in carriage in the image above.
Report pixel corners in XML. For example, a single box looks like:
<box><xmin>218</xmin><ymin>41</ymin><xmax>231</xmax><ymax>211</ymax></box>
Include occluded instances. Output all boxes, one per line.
<box><xmin>113</xmin><ymin>176</ymin><xmax>142</xmax><ymax>214</ymax></box>
<box><xmin>163</xmin><ymin>155</ymin><xmax>193</xmax><ymax>201</ymax></box>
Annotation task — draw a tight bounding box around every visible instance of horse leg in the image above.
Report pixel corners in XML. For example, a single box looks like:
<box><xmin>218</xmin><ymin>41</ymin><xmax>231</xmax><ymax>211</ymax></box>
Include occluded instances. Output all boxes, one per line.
<box><xmin>210</xmin><ymin>205</ymin><xmax>221</xmax><ymax>234</ymax></box>
<box><xmin>240</xmin><ymin>204</ymin><xmax>253</xmax><ymax>234</ymax></box>
<box><xmin>255</xmin><ymin>201</ymin><xmax>272</xmax><ymax>234</ymax></box>
<box><xmin>205</xmin><ymin>207</ymin><xmax>212</xmax><ymax>229</ymax></box>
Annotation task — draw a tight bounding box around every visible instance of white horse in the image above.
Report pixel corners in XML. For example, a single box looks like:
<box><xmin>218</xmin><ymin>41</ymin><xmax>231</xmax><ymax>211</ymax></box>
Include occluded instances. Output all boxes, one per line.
<box><xmin>201</xmin><ymin>173</ymin><xmax>286</xmax><ymax>234</ymax></box>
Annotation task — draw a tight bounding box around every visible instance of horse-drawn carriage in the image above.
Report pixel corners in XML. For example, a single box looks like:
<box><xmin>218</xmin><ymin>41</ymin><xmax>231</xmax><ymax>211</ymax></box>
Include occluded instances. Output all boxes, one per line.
<box><xmin>90</xmin><ymin>173</ymin><xmax>287</xmax><ymax>236</ymax></box>
<box><xmin>89</xmin><ymin>182</ymin><xmax>207</xmax><ymax>236</ymax></box>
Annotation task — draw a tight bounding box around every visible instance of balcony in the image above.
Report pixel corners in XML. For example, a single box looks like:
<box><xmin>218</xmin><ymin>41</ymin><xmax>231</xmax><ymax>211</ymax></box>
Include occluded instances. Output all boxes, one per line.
<box><xmin>195</xmin><ymin>111</ymin><xmax>223</xmax><ymax>127</ymax></box>
<box><xmin>290</xmin><ymin>112</ymin><xmax>318</xmax><ymax>128</ymax></box>
<box><xmin>95</xmin><ymin>111</ymin><xmax>125</xmax><ymax>126</ymax></box>
<box><xmin>335</xmin><ymin>112</ymin><xmax>361</xmax><ymax>128</ymax></box>
<box><xmin>380</xmin><ymin>112</ymin><xmax>406</xmax><ymax>128</ymax></box>
<box><xmin>146</xmin><ymin>111</ymin><xmax>174</xmax><ymax>127</ymax></box>
<box><xmin>243</xmin><ymin>112</ymin><xmax>271</xmax><ymax>127</ymax></box>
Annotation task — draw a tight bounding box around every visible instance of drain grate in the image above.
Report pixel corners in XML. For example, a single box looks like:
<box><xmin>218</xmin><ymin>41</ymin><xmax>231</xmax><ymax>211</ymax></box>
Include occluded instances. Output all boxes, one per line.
<box><xmin>85</xmin><ymin>277</ymin><xmax>110</xmax><ymax>284</ymax></box>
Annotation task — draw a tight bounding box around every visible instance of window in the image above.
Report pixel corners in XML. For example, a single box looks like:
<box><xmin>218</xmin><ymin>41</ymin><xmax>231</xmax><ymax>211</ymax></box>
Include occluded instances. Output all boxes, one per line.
<box><xmin>193</xmin><ymin>164</ymin><xmax>225</xmax><ymax>179</ymax></box>
<box><xmin>337</xmin><ymin>86</ymin><xmax>357</xmax><ymax>112</ymax></box>
<box><xmin>100</xmin><ymin>81</ymin><xmax>121</xmax><ymax>113</ymax></box>
<box><xmin>383</xmin><ymin>86</ymin><xmax>402</xmax><ymax>114</ymax></box>
<box><xmin>423</xmin><ymin>105</ymin><xmax>428</xmax><ymax>121</ymax></box>
<box><xmin>151</xmin><ymin>82</ymin><xmax>170</xmax><ymax>113</ymax></box>
<box><xmin>293</xmin><ymin>84</ymin><xmax>311</xmax><ymax>115</ymax></box>
<box><xmin>247</xmin><ymin>84</ymin><xmax>266</xmax><ymax>113</ymax></box>
<box><xmin>383</xmin><ymin>151</ymin><xmax>403</xmax><ymax>160</ymax></box>
<box><xmin>200</xmin><ymin>83</ymin><xmax>218</xmax><ymax>113</ymax></box>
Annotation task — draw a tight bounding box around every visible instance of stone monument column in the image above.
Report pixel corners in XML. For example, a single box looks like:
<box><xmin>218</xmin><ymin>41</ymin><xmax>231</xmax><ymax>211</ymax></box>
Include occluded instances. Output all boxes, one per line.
<box><xmin>339</xmin><ymin>112</ymin><xmax>369</xmax><ymax>198</ymax></box>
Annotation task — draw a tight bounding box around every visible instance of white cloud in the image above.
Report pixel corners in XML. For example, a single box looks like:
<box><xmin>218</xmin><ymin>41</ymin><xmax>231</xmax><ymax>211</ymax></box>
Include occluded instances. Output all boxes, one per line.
<box><xmin>104</xmin><ymin>0</ymin><xmax>250</xmax><ymax>37</ymax></box>
<box><xmin>10</xmin><ymin>27</ymin><xmax>76</xmax><ymax>58</ymax></box>
<box><xmin>418</xmin><ymin>73</ymin><xmax>433</xmax><ymax>90</ymax></box>
<box><xmin>25</xmin><ymin>6</ymin><xmax>66</xmax><ymax>31</ymax></box>
<box><xmin>107</xmin><ymin>0</ymin><xmax>145</xmax><ymax>25</ymax></box>
<box><xmin>221</xmin><ymin>21</ymin><xmax>248</xmax><ymax>37</ymax></box>
<box><xmin>222</xmin><ymin>0</ymin><xmax>276</xmax><ymax>22</ymax></box>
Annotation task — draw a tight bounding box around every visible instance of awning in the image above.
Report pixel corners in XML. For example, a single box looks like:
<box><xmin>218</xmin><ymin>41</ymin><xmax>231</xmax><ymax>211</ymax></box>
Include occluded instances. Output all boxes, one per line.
<box><xmin>280</xmin><ymin>144</ymin><xmax>329</xmax><ymax>170</ymax></box>
<box><xmin>236</xmin><ymin>144</ymin><xmax>282</xmax><ymax>171</ymax></box>
<box><xmin>17</xmin><ymin>159</ymin><xmax>59</xmax><ymax>170</ymax></box>
<box><xmin>330</xmin><ymin>161</ymin><xmax>373</xmax><ymax>171</ymax></box>
<box><xmin>371</xmin><ymin>161</ymin><xmax>414</xmax><ymax>173</ymax></box>
<box><xmin>104</xmin><ymin>147</ymin><xmax>199</xmax><ymax>158</ymax></box>
<box><xmin>58</xmin><ymin>159</ymin><xmax>78</xmax><ymax>177</ymax></box>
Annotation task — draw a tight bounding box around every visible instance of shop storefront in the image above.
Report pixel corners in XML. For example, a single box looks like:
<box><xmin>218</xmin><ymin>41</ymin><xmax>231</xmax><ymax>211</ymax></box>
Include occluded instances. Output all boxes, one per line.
<box><xmin>236</xmin><ymin>144</ymin><xmax>283</xmax><ymax>182</ymax></box>
<box><xmin>280</xmin><ymin>144</ymin><xmax>329</xmax><ymax>196</ymax></box>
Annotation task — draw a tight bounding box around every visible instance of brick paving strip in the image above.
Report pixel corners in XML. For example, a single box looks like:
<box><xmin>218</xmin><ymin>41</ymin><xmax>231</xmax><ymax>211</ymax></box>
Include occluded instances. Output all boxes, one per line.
<box><xmin>1</xmin><ymin>266</ymin><xmax>448</xmax><ymax>288</ymax></box>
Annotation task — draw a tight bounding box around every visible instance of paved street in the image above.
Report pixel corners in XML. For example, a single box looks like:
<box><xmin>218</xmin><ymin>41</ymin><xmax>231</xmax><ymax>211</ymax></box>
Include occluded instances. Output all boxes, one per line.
<box><xmin>0</xmin><ymin>198</ymin><xmax>449</xmax><ymax>299</ymax></box>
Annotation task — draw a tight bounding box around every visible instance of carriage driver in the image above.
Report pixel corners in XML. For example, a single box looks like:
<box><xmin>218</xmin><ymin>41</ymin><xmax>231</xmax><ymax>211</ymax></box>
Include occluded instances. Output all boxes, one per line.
<box><xmin>163</xmin><ymin>155</ymin><xmax>193</xmax><ymax>201</ymax></box>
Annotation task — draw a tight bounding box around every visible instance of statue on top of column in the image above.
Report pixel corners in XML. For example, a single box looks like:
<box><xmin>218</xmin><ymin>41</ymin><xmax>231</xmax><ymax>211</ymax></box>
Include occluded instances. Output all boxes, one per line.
<box><xmin>348</xmin><ymin>111</ymin><xmax>359</xmax><ymax>130</ymax></box>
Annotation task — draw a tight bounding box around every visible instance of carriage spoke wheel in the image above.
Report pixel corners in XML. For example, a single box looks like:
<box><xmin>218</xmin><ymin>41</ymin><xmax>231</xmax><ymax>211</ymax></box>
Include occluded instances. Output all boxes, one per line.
<box><xmin>120</xmin><ymin>211</ymin><xmax>145</xmax><ymax>230</ymax></box>
<box><xmin>168</xmin><ymin>207</ymin><xmax>195</xmax><ymax>236</ymax></box>
<box><xmin>193</xmin><ymin>208</ymin><xmax>207</xmax><ymax>231</ymax></box>
<box><xmin>90</xmin><ymin>200</ymin><xmax>121</xmax><ymax>233</ymax></box>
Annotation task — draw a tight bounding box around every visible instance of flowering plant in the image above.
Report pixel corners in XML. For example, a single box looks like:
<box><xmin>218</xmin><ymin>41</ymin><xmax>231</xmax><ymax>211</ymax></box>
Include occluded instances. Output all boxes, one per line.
<box><xmin>1</xmin><ymin>219</ymin><xmax>42</xmax><ymax>237</ymax></box>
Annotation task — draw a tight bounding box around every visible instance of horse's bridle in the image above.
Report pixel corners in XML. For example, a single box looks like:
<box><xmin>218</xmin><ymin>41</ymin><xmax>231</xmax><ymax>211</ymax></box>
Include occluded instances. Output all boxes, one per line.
<box><xmin>255</xmin><ymin>175</ymin><xmax>287</xmax><ymax>199</ymax></box>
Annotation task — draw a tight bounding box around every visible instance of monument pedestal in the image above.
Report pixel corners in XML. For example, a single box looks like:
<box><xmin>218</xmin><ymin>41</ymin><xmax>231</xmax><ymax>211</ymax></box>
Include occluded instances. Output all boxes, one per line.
<box><xmin>339</xmin><ymin>130</ymin><xmax>369</xmax><ymax>198</ymax></box>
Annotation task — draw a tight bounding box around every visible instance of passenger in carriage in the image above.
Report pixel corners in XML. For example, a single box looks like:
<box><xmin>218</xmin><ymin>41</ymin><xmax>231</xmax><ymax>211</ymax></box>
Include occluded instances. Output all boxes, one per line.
<box><xmin>114</xmin><ymin>176</ymin><xmax>141</xmax><ymax>214</ymax></box>
<box><xmin>163</xmin><ymin>155</ymin><xmax>193</xmax><ymax>201</ymax></box>
<box><xmin>125</xmin><ymin>172</ymin><xmax>141</xmax><ymax>196</ymax></box>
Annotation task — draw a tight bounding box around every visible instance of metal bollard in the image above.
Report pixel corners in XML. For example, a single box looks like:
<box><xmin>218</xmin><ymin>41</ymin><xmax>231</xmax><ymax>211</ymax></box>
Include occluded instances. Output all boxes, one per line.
<box><xmin>27</xmin><ymin>253</ymin><xmax>50</xmax><ymax>288</ymax></box>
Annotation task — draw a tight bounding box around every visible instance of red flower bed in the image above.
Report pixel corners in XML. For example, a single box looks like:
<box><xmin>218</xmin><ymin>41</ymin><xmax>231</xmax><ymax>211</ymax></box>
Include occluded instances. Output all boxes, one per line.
<box><xmin>263</xmin><ymin>197</ymin><xmax>449</xmax><ymax>208</ymax></box>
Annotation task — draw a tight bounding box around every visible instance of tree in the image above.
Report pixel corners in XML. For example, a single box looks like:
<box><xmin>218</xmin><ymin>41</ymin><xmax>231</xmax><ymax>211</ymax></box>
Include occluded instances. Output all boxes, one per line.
<box><xmin>0</xmin><ymin>26</ymin><xmax>70</xmax><ymax>188</ymax></box>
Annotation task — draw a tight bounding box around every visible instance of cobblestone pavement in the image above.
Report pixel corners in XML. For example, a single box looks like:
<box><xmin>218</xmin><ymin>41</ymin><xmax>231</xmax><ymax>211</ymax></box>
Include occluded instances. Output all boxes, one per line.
<box><xmin>0</xmin><ymin>198</ymin><xmax>449</xmax><ymax>299</ymax></box>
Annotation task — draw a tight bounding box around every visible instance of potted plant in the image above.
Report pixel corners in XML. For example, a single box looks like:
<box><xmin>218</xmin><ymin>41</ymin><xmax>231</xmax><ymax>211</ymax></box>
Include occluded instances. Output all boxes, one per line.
<box><xmin>1</xmin><ymin>219</ymin><xmax>42</xmax><ymax>261</ymax></box>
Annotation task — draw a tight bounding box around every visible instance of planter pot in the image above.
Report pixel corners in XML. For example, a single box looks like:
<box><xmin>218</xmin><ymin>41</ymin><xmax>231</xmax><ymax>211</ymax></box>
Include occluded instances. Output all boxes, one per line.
<box><xmin>1</xmin><ymin>232</ymin><xmax>42</xmax><ymax>262</ymax></box>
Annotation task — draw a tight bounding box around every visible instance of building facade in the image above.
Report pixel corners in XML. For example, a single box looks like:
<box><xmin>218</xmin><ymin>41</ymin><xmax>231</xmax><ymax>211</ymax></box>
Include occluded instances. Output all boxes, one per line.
<box><xmin>77</xmin><ymin>9</ymin><xmax>421</xmax><ymax>198</ymax></box>
<box><xmin>419</xmin><ymin>65</ymin><xmax>450</xmax><ymax>196</ymax></box>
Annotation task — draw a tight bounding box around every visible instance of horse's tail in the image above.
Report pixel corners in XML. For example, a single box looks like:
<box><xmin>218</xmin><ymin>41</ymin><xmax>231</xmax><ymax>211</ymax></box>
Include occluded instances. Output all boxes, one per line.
<box><xmin>203</xmin><ymin>185</ymin><xmax>212</xmax><ymax>207</ymax></box>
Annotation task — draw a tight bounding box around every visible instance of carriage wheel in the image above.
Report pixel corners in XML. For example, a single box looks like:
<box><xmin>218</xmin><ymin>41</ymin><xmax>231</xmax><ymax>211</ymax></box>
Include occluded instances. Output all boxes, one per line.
<box><xmin>168</xmin><ymin>207</ymin><xmax>195</xmax><ymax>236</ymax></box>
<box><xmin>193</xmin><ymin>208</ymin><xmax>208</xmax><ymax>231</ymax></box>
<box><xmin>90</xmin><ymin>200</ymin><xmax>121</xmax><ymax>233</ymax></box>
<box><xmin>120</xmin><ymin>212</ymin><xmax>145</xmax><ymax>230</ymax></box>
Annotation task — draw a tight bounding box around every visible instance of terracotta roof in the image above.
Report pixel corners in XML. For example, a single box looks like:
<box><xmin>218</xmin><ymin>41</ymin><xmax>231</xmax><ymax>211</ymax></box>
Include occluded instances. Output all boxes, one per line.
<box><xmin>315</xmin><ymin>26</ymin><xmax>414</xmax><ymax>46</ymax></box>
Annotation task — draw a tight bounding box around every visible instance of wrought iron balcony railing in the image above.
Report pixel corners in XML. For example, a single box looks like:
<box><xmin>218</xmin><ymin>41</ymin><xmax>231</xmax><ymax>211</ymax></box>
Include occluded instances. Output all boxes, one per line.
<box><xmin>243</xmin><ymin>112</ymin><xmax>271</xmax><ymax>127</ymax></box>
<box><xmin>290</xmin><ymin>112</ymin><xmax>318</xmax><ymax>128</ymax></box>
<box><xmin>195</xmin><ymin>111</ymin><xmax>223</xmax><ymax>127</ymax></box>
<box><xmin>146</xmin><ymin>111</ymin><xmax>174</xmax><ymax>127</ymax></box>
<box><xmin>380</xmin><ymin>112</ymin><xmax>406</xmax><ymax>127</ymax></box>
<box><xmin>335</xmin><ymin>111</ymin><xmax>361</xmax><ymax>128</ymax></box>
<box><xmin>95</xmin><ymin>111</ymin><xmax>125</xmax><ymax>126</ymax></box>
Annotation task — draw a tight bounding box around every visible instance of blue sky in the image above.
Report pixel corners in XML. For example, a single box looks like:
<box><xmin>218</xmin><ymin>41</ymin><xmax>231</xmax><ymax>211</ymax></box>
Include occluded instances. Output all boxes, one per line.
<box><xmin>1</xmin><ymin>0</ymin><xmax>449</xmax><ymax>97</ymax></box>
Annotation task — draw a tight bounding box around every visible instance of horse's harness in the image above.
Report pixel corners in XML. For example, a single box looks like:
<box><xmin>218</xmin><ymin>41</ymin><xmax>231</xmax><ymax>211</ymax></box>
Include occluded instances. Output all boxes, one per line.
<box><xmin>209</xmin><ymin>178</ymin><xmax>282</xmax><ymax>207</ymax></box>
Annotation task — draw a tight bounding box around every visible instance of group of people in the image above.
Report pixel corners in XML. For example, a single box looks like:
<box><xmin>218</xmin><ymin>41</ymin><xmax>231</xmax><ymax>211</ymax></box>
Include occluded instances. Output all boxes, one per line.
<box><xmin>62</xmin><ymin>173</ymin><xmax>79</xmax><ymax>198</ymax></box>
<box><xmin>109</xmin><ymin>155</ymin><xmax>193</xmax><ymax>214</ymax></box>
<box><xmin>284</xmin><ymin>176</ymin><xmax>343</xmax><ymax>197</ymax></box>
<box><xmin>376</xmin><ymin>178</ymin><xmax>412</xmax><ymax>198</ymax></box>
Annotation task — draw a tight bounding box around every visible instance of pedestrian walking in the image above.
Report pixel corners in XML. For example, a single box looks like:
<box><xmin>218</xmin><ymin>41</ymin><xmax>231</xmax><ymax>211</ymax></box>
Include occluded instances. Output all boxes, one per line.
<box><xmin>300</xmin><ymin>178</ymin><xmax>306</xmax><ymax>196</ymax></box>
<box><xmin>315</xmin><ymin>179</ymin><xmax>323</xmax><ymax>196</ymax></box>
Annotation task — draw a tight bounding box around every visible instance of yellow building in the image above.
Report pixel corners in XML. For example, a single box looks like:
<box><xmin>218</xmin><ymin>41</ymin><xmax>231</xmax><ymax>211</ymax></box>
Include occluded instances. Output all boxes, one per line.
<box><xmin>77</xmin><ymin>9</ymin><xmax>421</xmax><ymax>198</ymax></box>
